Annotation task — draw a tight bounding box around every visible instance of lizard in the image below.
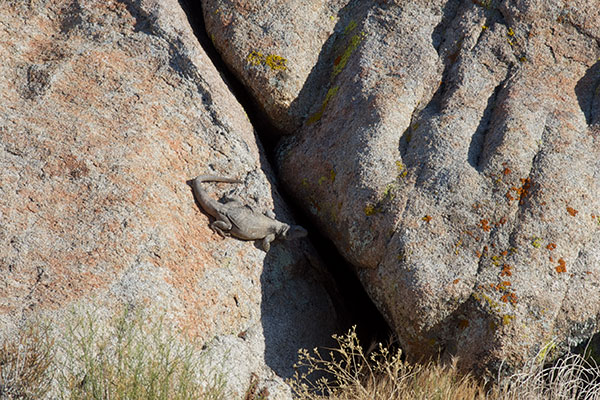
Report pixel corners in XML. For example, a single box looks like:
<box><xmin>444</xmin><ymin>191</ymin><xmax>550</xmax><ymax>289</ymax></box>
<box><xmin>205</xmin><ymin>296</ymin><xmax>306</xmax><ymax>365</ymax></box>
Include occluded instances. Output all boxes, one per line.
<box><xmin>191</xmin><ymin>175</ymin><xmax>308</xmax><ymax>251</ymax></box>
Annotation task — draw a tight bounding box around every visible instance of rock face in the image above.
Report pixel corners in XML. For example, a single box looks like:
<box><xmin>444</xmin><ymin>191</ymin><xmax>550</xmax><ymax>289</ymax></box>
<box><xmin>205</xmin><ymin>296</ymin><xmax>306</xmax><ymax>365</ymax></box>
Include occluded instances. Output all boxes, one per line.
<box><xmin>201</xmin><ymin>0</ymin><xmax>350</xmax><ymax>132</ymax></box>
<box><xmin>205</xmin><ymin>0</ymin><xmax>600</xmax><ymax>372</ymax></box>
<box><xmin>0</xmin><ymin>0</ymin><xmax>341</xmax><ymax>397</ymax></box>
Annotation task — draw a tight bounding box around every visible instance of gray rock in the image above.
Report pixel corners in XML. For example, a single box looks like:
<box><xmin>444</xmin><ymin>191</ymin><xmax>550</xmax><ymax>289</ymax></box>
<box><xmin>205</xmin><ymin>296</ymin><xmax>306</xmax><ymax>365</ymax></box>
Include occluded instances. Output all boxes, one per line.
<box><xmin>0</xmin><ymin>0</ymin><xmax>341</xmax><ymax>396</ymax></box>
<box><xmin>201</xmin><ymin>0</ymin><xmax>350</xmax><ymax>132</ymax></box>
<box><xmin>274</xmin><ymin>0</ymin><xmax>599</xmax><ymax>372</ymax></box>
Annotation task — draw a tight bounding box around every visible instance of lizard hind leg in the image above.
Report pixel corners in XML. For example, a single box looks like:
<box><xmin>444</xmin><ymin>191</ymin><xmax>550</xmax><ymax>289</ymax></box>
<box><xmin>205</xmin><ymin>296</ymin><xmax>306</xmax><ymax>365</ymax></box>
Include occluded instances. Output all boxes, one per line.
<box><xmin>210</xmin><ymin>220</ymin><xmax>232</xmax><ymax>238</ymax></box>
<box><xmin>261</xmin><ymin>233</ymin><xmax>276</xmax><ymax>252</ymax></box>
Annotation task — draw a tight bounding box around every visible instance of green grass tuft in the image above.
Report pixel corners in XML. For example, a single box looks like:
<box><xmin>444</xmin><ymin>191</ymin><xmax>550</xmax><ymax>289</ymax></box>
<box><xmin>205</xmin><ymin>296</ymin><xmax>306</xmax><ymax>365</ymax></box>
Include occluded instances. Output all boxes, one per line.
<box><xmin>55</xmin><ymin>306</ymin><xmax>226</xmax><ymax>400</ymax></box>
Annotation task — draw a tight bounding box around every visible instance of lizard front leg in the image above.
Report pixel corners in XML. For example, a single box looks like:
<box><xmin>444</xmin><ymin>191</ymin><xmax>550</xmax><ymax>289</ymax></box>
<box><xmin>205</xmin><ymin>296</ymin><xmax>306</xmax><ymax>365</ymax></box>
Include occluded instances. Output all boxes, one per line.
<box><xmin>261</xmin><ymin>233</ymin><xmax>276</xmax><ymax>252</ymax></box>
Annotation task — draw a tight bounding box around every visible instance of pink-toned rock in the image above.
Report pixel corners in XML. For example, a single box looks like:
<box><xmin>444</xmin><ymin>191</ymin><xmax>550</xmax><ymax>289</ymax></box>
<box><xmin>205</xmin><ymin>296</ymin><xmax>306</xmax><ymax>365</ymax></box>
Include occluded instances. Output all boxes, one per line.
<box><xmin>0</xmin><ymin>1</ymin><xmax>340</xmax><ymax>397</ymax></box>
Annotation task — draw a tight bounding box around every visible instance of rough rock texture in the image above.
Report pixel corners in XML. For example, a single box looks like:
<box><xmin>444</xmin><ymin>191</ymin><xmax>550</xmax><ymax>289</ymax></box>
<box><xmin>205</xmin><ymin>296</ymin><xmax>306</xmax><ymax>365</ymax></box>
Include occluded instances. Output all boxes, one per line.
<box><xmin>0</xmin><ymin>0</ymin><xmax>341</xmax><ymax>397</ymax></box>
<box><xmin>201</xmin><ymin>0</ymin><xmax>350</xmax><ymax>132</ymax></box>
<box><xmin>206</xmin><ymin>0</ymin><xmax>600</xmax><ymax>372</ymax></box>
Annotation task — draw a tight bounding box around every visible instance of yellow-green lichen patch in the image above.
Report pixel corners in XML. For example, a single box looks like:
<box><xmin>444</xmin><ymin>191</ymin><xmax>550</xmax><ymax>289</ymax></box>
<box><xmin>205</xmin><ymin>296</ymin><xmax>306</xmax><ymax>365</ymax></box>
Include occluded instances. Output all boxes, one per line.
<box><xmin>474</xmin><ymin>0</ymin><xmax>493</xmax><ymax>9</ymax></box>
<box><xmin>331</xmin><ymin>31</ymin><xmax>366</xmax><ymax>79</ymax></box>
<box><xmin>454</xmin><ymin>239</ymin><xmax>462</xmax><ymax>255</ymax></box>
<box><xmin>325</xmin><ymin>201</ymin><xmax>343</xmax><ymax>223</ymax></box>
<box><xmin>502</xmin><ymin>314</ymin><xmax>515</xmax><ymax>326</ymax></box>
<box><xmin>383</xmin><ymin>183</ymin><xmax>397</xmax><ymax>201</ymax></box>
<box><xmin>246</xmin><ymin>50</ymin><xmax>264</xmax><ymax>66</ymax></box>
<box><xmin>307</xmin><ymin>86</ymin><xmax>339</xmax><ymax>125</ymax></box>
<box><xmin>246</xmin><ymin>51</ymin><xmax>288</xmax><ymax>71</ymax></box>
<box><xmin>364</xmin><ymin>204</ymin><xmax>379</xmax><ymax>216</ymax></box>
<box><xmin>265</xmin><ymin>54</ymin><xmax>287</xmax><ymax>71</ymax></box>
<box><xmin>531</xmin><ymin>237</ymin><xmax>542</xmax><ymax>248</ymax></box>
<box><xmin>490</xmin><ymin>254</ymin><xmax>502</xmax><ymax>266</ymax></box>
<box><xmin>344</xmin><ymin>20</ymin><xmax>357</xmax><ymax>34</ymax></box>
<box><xmin>472</xmin><ymin>291</ymin><xmax>501</xmax><ymax>312</ymax></box>
<box><xmin>395</xmin><ymin>161</ymin><xmax>408</xmax><ymax>178</ymax></box>
<box><xmin>315</xmin><ymin>169</ymin><xmax>336</xmax><ymax>185</ymax></box>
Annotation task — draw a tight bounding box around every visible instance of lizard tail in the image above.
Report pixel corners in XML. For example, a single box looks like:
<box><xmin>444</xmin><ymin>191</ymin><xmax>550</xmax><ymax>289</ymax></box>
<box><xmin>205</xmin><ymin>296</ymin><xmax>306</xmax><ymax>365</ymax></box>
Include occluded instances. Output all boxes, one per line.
<box><xmin>191</xmin><ymin>174</ymin><xmax>242</xmax><ymax>219</ymax></box>
<box><xmin>193</xmin><ymin>175</ymin><xmax>242</xmax><ymax>184</ymax></box>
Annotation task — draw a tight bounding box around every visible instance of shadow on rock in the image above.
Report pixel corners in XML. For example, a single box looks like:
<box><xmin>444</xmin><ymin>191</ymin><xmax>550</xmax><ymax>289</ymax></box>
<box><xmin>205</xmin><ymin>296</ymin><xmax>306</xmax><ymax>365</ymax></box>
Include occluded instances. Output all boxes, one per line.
<box><xmin>575</xmin><ymin>60</ymin><xmax>600</xmax><ymax>126</ymax></box>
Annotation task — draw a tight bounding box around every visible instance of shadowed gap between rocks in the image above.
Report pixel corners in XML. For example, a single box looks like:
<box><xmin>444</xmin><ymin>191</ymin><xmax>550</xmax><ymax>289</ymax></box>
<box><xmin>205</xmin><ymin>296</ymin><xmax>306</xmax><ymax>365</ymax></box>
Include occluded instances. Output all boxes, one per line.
<box><xmin>177</xmin><ymin>0</ymin><xmax>393</xmax><ymax>377</ymax></box>
<box><xmin>431</xmin><ymin>0</ymin><xmax>461</xmax><ymax>53</ymax></box>
<box><xmin>468</xmin><ymin>75</ymin><xmax>506</xmax><ymax>170</ymax></box>
<box><xmin>575</xmin><ymin>60</ymin><xmax>600</xmax><ymax>127</ymax></box>
<box><xmin>399</xmin><ymin>1</ymin><xmax>465</xmax><ymax>162</ymax></box>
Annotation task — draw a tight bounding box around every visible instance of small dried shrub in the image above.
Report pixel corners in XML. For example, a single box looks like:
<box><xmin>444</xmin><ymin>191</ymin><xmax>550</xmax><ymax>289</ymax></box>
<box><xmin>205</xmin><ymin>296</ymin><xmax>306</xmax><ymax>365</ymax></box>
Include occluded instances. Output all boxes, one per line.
<box><xmin>0</xmin><ymin>324</ymin><xmax>54</xmax><ymax>399</ymax></box>
<box><xmin>290</xmin><ymin>326</ymin><xmax>487</xmax><ymax>400</ymax></box>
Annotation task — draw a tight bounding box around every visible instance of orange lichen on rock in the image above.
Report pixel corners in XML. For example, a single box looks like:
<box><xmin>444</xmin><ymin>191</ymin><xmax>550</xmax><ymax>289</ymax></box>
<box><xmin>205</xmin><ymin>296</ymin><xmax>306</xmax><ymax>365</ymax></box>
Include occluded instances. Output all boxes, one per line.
<box><xmin>500</xmin><ymin>264</ymin><xmax>512</xmax><ymax>277</ymax></box>
<box><xmin>566</xmin><ymin>206</ymin><xmax>578</xmax><ymax>217</ymax></box>
<box><xmin>546</xmin><ymin>243</ymin><xmax>556</xmax><ymax>250</ymax></box>
<box><xmin>480</xmin><ymin>219</ymin><xmax>491</xmax><ymax>232</ymax></box>
<box><xmin>556</xmin><ymin>258</ymin><xmax>567</xmax><ymax>273</ymax></box>
<box><xmin>513</xmin><ymin>177</ymin><xmax>532</xmax><ymax>204</ymax></box>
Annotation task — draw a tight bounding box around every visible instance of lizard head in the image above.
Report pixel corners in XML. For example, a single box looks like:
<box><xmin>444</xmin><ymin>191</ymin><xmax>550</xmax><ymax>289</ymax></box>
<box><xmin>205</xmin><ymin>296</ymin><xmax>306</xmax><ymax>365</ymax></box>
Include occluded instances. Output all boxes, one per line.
<box><xmin>281</xmin><ymin>224</ymin><xmax>308</xmax><ymax>240</ymax></box>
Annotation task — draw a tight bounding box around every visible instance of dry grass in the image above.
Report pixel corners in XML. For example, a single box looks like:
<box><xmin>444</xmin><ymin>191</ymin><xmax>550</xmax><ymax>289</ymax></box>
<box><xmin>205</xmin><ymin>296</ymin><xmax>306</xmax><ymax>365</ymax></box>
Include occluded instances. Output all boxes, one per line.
<box><xmin>0</xmin><ymin>306</ymin><xmax>227</xmax><ymax>400</ymax></box>
<box><xmin>290</xmin><ymin>326</ymin><xmax>487</xmax><ymax>400</ymax></box>
<box><xmin>0</xmin><ymin>323</ymin><xmax>54</xmax><ymax>399</ymax></box>
<box><xmin>55</xmin><ymin>306</ymin><xmax>227</xmax><ymax>400</ymax></box>
<box><xmin>495</xmin><ymin>346</ymin><xmax>600</xmax><ymax>400</ymax></box>
<box><xmin>3</xmin><ymin>313</ymin><xmax>600</xmax><ymax>400</ymax></box>
<box><xmin>290</xmin><ymin>326</ymin><xmax>600</xmax><ymax>400</ymax></box>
